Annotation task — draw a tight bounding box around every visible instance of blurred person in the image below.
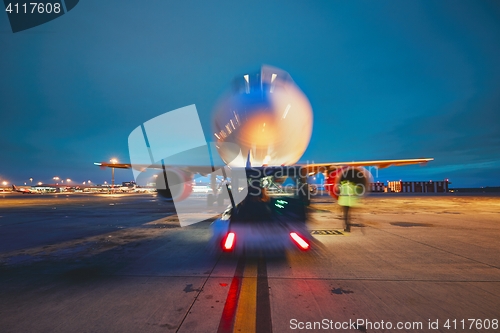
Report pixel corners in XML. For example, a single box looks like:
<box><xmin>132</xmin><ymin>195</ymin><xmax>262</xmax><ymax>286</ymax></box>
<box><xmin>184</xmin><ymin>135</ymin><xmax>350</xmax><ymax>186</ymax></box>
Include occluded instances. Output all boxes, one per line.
<box><xmin>338</xmin><ymin>180</ymin><xmax>358</xmax><ymax>232</ymax></box>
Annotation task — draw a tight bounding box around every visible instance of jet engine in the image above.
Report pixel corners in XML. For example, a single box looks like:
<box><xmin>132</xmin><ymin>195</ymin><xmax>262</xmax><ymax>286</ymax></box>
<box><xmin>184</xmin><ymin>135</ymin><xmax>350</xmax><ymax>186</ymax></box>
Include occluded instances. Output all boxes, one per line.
<box><xmin>325</xmin><ymin>167</ymin><xmax>372</xmax><ymax>199</ymax></box>
<box><xmin>154</xmin><ymin>168</ymin><xmax>193</xmax><ymax>201</ymax></box>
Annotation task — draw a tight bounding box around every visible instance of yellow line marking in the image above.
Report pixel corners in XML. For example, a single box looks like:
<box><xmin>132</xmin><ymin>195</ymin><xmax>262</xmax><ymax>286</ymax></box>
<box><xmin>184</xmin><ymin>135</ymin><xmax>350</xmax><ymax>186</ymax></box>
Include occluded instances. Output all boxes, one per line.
<box><xmin>233</xmin><ymin>261</ymin><xmax>257</xmax><ymax>333</ymax></box>
<box><xmin>310</xmin><ymin>229</ymin><xmax>345</xmax><ymax>236</ymax></box>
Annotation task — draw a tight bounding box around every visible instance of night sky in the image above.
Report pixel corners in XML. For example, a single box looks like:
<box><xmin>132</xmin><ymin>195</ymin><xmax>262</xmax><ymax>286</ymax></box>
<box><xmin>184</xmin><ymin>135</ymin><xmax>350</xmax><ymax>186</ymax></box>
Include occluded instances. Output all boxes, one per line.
<box><xmin>1</xmin><ymin>1</ymin><xmax>499</xmax><ymax>187</ymax></box>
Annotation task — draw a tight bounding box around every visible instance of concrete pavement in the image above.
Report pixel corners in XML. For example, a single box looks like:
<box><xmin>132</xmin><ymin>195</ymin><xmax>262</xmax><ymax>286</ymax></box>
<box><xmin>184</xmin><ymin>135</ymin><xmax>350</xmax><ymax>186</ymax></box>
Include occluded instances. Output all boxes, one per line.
<box><xmin>0</xmin><ymin>193</ymin><xmax>498</xmax><ymax>332</ymax></box>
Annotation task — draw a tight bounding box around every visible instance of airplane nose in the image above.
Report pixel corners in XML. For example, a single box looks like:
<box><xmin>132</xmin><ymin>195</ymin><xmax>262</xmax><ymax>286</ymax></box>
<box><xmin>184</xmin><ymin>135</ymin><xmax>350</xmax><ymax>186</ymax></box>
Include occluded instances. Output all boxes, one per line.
<box><xmin>212</xmin><ymin>65</ymin><xmax>313</xmax><ymax>167</ymax></box>
<box><xmin>238</xmin><ymin>113</ymin><xmax>278</xmax><ymax>148</ymax></box>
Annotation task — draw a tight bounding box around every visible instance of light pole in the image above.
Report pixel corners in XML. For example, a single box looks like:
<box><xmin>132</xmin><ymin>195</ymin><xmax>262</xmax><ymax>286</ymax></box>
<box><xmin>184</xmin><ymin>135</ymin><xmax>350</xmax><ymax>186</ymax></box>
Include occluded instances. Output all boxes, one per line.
<box><xmin>53</xmin><ymin>176</ymin><xmax>60</xmax><ymax>185</ymax></box>
<box><xmin>110</xmin><ymin>158</ymin><xmax>118</xmax><ymax>193</ymax></box>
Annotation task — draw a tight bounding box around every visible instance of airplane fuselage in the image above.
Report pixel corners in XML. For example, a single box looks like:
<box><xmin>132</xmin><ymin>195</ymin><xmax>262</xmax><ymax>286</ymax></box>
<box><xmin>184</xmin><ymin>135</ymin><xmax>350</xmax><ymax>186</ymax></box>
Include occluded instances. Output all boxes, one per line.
<box><xmin>212</xmin><ymin>66</ymin><xmax>313</xmax><ymax>167</ymax></box>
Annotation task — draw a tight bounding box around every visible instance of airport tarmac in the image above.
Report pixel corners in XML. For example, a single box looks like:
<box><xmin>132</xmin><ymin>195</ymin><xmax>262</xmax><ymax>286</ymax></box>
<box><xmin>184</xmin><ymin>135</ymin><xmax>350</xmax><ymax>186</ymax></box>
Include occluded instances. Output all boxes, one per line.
<box><xmin>0</xmin><ymin>193</ymin><xmax>499</xmax><ymax>332</ymax></box>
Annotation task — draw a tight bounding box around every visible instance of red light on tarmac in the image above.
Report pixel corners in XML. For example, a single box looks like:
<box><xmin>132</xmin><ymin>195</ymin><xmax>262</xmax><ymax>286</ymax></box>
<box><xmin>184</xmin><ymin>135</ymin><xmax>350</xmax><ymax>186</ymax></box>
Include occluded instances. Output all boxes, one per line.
<box><xmin>223</xmin><ymin>232</ymin><xmax>236</xmax><ymax>251</ymax></box>
<box><xmin>290</xmin><ymin>232</ymin><xmax>309</xmax><ymax>250</ymax></box>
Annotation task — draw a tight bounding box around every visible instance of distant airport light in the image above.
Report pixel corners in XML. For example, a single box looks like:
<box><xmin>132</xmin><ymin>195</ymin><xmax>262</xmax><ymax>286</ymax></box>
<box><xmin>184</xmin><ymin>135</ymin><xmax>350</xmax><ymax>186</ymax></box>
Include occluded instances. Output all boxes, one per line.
<box><xmin>66</xmin><ymin>179</ymin><xmax>71</xmax><ymax>182</ymax></box>
<box><xmin>223</xmin><ymin>232</ymin><xmax>236</xmax><ymax>251</ymax></box>
<box><xmin>290</xmin><ymin>232</ymin><xmax>309</xmax><ymax>250</ymax></box>
<box><xmin>2</xmin><ymin>181</ymin><xmax>7</xmax><ymax>186</ymax></box>
<box><xmin>110</xmin><ymin>158</ymin><xmax>118</xmax><ymax>193</ymax></box>
<box><xmin>37</xmin><ymin>182</ymin><xmax>42</xmax><ymax>185</ymax></box>
<box><xmin>94</xmin><ymin>162</ymin><xmax>102</xmax><ymax>166</ymax></box>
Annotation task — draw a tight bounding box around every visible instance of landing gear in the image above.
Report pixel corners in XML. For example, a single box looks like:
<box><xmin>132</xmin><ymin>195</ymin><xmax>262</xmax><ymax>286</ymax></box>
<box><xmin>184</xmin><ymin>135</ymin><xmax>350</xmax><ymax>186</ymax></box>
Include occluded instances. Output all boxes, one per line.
<box><xmin>207</xmin><ymin>170</ymin><xmax>234</xmax><ymax>208</ymax></box>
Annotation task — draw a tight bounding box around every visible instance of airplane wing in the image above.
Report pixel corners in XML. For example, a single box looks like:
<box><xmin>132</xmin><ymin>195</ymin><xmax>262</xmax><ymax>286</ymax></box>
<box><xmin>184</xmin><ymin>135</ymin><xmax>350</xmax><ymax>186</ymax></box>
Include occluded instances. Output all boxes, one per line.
<box><xmin>93</xmin><ymin>162</ymin><xmax>218</xmax><ymax>176</ymax></box>
<box><xmin>95</xmin><ymin>157</ymin><xmax>434</xmax><ymax>174</ymax></box>
<box><xmin>297</xmin><ymin>158</ymin><xmax>434</xmax><ymax>174</ymax></box>
<box><xmin>94</xmin><ymin>162</ymin><xmax>132</xmax><ymax>169</ymax></box>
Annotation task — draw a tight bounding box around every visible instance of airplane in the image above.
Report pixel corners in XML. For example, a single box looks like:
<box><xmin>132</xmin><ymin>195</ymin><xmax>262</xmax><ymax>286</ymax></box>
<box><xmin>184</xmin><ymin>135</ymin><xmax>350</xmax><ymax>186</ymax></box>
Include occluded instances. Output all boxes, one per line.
<box><xmin>95</xmin><ymin>65</ymin><xmax>433</xmax><ymax>251</ymax></box>
<box><xmin>96</xmin><ymin>65</ymin><xmax>432</xmax><ymax>201</ymax></box>
<box><xmin>12</xmin><ymin>185</ymin><xmax>38</xmax><ymax>194</ymax></box>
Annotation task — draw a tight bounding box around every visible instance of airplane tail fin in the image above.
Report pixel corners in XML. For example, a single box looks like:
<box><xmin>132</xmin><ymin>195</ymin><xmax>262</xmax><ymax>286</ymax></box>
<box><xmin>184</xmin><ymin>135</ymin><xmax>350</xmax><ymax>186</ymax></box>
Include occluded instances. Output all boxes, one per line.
<box><xmin>12</xmin><ymin>185</ymin><xmax>17</xmax><ymax>190</ymax></box>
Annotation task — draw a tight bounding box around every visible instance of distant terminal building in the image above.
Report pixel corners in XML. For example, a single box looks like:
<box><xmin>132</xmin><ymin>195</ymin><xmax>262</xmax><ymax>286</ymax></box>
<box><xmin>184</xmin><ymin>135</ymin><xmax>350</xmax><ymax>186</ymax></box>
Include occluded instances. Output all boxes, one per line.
<box><xmin>369</xmin><ymin>182</ymin><xmax>386</xmax><ymax>192</ymax></box>
<box><xmin>387</xmin><ymin>180</ymin><xmax>449</xmax><ymax>193</ymax></box>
